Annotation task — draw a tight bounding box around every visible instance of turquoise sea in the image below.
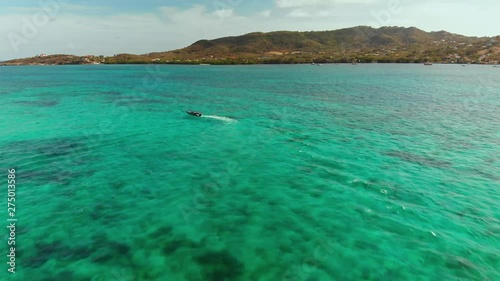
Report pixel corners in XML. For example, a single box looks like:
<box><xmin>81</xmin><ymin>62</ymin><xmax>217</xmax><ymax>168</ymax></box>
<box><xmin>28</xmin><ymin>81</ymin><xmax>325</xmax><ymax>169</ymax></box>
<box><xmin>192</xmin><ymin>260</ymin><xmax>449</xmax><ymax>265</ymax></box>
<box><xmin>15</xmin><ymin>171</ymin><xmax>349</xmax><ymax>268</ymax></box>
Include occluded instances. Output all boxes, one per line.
<box><xmin>1</xmin><ymin>64</ymin><xmax>499</xmax><ymax>281</ymax></box>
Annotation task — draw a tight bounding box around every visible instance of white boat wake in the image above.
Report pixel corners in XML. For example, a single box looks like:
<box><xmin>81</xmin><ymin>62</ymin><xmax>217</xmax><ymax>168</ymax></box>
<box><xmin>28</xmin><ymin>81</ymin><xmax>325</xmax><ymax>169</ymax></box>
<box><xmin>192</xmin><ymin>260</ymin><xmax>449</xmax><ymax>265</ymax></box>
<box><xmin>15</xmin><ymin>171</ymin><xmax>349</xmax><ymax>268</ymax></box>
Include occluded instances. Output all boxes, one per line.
<box><xmin>202</xmin><ymin>115</ymin><xmax>237</xmax><ymax>122</ymax></box>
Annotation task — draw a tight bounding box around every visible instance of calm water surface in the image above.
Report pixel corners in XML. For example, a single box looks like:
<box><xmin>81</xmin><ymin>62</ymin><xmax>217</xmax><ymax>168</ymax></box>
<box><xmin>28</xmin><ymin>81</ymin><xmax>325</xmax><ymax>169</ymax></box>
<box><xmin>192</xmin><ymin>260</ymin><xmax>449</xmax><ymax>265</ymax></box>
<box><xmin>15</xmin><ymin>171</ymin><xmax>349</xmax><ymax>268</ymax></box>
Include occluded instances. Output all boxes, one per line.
<box><xmin>0</xmin><ymin>64</ymin><xmax>499</xmax><ymax>281</ymax></box>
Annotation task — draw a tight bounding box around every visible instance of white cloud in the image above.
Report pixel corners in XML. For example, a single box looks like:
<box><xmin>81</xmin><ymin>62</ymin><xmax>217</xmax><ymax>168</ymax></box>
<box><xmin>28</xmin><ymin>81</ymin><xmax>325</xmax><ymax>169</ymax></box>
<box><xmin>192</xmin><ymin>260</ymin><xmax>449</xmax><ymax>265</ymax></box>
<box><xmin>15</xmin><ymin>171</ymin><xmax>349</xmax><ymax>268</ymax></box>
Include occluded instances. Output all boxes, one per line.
<box><xmin>276</xmin><ymin>0</ymin><xmax>374</xmax><ymax>8</ymax></box>
<box><xmin>158</xmin><ymin>5</ymin><xmax>207</xmax><ymax>24</ymax></box>
<box><xmin>258</xmin><ymin>10</ymin><xmax>272</xmax><ymax>17</ymax></box>
<box><xmin>287</xmin><ymin>9</ymin><xmax>311</xmax><ymax>17</ymax></box>
<box><xmin>212</xmin><ymin>8</ymin><xmax>234</xmax><ymax>18</ymax></box>
<box><xmin>1</xmin><ymin>2</ymin><xmax>499</xmax><ymax>61</ymax></box>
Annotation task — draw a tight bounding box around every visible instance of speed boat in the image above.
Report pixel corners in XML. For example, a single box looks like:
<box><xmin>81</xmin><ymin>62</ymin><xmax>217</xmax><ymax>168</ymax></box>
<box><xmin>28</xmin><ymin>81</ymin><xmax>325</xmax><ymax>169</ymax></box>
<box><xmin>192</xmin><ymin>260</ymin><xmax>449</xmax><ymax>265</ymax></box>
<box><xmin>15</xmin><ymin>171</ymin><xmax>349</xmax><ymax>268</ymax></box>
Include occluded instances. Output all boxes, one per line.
<box><xmin>186</xmin><ymin>111</ymin><xmax>202</xmax><ymax>117</ymax></box>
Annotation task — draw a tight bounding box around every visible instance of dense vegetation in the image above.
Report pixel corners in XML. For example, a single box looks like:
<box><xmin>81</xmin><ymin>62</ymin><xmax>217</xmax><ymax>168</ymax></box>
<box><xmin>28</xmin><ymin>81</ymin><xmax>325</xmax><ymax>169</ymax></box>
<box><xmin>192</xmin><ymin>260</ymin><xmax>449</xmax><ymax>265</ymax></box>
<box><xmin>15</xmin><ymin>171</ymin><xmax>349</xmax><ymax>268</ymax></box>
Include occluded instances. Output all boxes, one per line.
<box><xmin>2</xmin><ymin>26</ymin><xmax>499</xmax><ymax>65</ymax></box>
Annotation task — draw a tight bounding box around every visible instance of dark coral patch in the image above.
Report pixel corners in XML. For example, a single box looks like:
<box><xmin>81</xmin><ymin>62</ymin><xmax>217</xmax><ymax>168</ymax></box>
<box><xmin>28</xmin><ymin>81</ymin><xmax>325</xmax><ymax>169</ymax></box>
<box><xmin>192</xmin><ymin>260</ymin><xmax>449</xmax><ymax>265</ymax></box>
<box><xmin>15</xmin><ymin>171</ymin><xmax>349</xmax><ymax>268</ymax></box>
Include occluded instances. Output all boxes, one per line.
<box><xmin>149</xmin><ymin>226</ymin><xmax>173</xmax><ymax>240</ymax></box>
<box><xmin>195</xmin><ymin>250</ymin><xmax>244</xmax><ymax>281</ymax></box>
<box><xmin>15</xmin><ymin>100</ymin><xmax>59</xmax><ymax>107</ymax></box>
<box><xmin>385</xmin><ymin>150</ymin><xmax>451</xmax><ymax>168</ymax></box>
<box><xmin>26</xmin><ymin>241</ymin><xmax>71</xmax><ymax>268</ymax></box>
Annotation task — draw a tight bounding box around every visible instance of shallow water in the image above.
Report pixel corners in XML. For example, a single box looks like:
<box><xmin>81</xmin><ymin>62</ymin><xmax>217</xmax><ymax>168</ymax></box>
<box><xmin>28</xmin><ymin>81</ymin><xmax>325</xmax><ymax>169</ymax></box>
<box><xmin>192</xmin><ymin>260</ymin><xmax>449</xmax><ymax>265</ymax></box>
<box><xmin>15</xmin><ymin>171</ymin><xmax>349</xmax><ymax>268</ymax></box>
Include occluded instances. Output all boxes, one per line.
<box><xmin>0</xmin><ymin>64</ymin><xmax>499</xmax><ymax>281</ymax></box>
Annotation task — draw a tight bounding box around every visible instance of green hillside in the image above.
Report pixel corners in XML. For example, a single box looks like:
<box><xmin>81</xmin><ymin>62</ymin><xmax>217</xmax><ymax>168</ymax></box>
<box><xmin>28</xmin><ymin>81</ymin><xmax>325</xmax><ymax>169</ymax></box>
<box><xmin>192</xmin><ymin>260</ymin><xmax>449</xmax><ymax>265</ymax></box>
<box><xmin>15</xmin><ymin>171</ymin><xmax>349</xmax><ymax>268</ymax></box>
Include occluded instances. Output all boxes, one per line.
<box><xmin>2</xmin><ymin>26</ymin><xmax>500</xmax><ymax>65</ymax></box>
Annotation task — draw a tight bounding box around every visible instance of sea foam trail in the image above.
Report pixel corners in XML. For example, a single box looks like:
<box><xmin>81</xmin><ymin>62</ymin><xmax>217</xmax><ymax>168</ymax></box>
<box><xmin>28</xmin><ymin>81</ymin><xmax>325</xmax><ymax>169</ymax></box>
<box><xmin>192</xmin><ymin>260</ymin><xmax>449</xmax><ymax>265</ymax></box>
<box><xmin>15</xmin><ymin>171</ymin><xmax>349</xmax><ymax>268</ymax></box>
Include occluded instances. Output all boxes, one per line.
<box><xmin>202</xmin><ymin>115</ymin><xmax>237</xmax><ymax>122</ymax></box>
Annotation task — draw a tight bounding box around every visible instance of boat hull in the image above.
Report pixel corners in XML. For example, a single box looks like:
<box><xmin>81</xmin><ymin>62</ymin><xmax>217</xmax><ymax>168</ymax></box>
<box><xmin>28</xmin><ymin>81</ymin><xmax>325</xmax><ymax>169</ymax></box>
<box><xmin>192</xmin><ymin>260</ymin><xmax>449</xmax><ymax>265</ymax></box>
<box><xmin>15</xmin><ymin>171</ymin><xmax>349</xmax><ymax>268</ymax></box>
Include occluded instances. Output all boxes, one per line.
<box><xmin>186</xmin><ymin>111</ymin><xmax>202</xmax><ymax>117</ymax></box>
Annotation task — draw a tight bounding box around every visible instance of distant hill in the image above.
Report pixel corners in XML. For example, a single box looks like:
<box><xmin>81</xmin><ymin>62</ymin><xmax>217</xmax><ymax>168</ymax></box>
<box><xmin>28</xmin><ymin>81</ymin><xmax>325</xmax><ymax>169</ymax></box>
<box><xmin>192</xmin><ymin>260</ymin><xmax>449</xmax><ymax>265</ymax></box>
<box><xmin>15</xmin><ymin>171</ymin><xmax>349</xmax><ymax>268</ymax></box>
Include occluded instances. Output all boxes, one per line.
<box><xmin>2</xmin><ymin>26</ymin><xmax>499</xmax><ymax>65</ymax></box>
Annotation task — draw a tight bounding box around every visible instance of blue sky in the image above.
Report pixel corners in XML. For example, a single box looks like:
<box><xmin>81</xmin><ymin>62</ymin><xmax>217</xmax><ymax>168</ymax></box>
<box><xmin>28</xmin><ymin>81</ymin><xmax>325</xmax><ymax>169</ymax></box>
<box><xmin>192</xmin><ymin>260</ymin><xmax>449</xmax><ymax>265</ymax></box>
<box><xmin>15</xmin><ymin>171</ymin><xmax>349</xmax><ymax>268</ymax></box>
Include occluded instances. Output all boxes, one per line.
<box><xmin>1</xmin><ymin>0</ymin><xmax>499</xmax><ymax>60</ymax></box>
